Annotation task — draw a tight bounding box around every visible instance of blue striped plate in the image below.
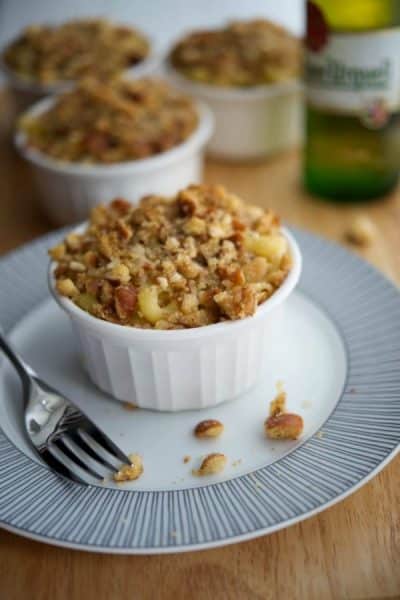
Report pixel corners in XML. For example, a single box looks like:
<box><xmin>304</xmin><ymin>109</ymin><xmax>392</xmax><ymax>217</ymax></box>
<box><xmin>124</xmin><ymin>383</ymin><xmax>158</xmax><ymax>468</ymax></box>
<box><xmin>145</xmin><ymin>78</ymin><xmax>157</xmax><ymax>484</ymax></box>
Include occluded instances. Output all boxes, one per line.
<box><xmin>0</xmin><ymin>228</ymin><xmax>399</xmax><ymax>554</ymax></box>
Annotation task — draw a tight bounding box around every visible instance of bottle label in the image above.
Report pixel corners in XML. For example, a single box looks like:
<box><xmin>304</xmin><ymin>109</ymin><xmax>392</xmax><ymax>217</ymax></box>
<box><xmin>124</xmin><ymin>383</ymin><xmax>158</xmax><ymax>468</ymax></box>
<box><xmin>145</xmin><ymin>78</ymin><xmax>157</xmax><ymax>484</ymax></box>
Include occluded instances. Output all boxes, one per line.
<box><xmin>306</xmin><ymin>3</ymin><xmax>400</xmax><ymax>128</ymax></box>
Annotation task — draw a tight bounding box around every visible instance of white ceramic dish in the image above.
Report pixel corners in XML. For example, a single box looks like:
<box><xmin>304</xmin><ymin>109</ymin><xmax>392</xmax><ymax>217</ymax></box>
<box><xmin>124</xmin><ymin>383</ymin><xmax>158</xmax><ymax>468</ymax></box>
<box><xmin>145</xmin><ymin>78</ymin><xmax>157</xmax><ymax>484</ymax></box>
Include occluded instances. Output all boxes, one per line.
<box><xmin>15</xmin><ymin>96</ymin><xmax>214</xmax><ymax>225</ymax></box>
<box><xmin>1</xmin><ymin>227</ymin><xmax>400</xmax><ymax>553</ymax></box>
<box><xmin>1</xmin><ymin>41</ymin><xmax>160</xmax><ymax>114</ymax></box>
<box><xmin>48</xmin><ymin>227</ymin><xmax>301</xmax><ymax>411</ymax></box>
<box><xmin>166</xmin><ymin>64</ymin><xmax>303</xmax><ymax>160</ymax></box>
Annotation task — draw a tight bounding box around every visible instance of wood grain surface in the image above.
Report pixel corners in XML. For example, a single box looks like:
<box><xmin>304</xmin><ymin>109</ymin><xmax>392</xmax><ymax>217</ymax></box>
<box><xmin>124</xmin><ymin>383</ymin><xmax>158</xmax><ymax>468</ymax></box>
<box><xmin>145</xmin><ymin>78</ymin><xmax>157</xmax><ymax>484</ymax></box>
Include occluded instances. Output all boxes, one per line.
<box><xmin>0</xmin><ymin>90</ymin><xmax>399</xmax><ymax>600</ymax></box>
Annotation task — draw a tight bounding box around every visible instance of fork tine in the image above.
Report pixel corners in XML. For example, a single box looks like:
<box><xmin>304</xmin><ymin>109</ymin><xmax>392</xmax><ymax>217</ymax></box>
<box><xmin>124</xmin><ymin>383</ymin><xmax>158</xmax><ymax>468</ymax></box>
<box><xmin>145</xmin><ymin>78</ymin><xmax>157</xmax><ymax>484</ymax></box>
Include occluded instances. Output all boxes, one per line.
<box><xmin>53</xmin><ymin>438</ymin><xmax>105</xmax><ymax>481</ymax></box>
<box><xmin>38</xmin><ymin>447</ymin><xmax>89</xmax><ymax>485</ymax></box>
<box><xmin>68</xmin><ymin>430</ymin><xmax>119</xmax><ymax>472</ymax></box>
<box><xmin>82</xmin><ymin>423</ymin><xmax>131</xmax><ymax>464</ymax></box>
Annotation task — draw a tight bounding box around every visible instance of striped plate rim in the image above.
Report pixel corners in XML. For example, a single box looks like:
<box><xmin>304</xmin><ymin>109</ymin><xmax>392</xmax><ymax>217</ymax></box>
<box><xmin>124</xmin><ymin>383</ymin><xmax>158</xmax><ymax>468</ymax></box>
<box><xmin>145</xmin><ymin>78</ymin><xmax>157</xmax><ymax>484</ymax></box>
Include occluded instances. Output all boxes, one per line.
<box><xmin>0</xmin><ymin>227</ymin><xmax>399</xmax><ymax>553</ymax></box>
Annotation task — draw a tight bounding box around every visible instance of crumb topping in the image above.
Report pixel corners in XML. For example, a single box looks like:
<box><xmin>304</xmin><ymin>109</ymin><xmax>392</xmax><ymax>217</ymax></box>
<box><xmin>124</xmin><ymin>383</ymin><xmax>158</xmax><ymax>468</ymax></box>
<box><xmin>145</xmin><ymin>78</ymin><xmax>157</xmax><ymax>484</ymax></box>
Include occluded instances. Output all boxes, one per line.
<box><xmin>193</xmin><ymin>453</ymin><xmax>227</xmax><ymax>476</ymax></box>
<box><xmin>345</xmin><ymin>216</ymin><xmax>376</xmax><ymax>248</ymax></box>
<box><xmin>170</xmin><ymin>19</ymin><xmax>301</xmax><ymax>87</ymax></box>
<box><xmin>194</xmin><ymin>419</ymin><xmax>224</xmax><ymax>438</ymax></box>
<box><xmin>113</xmin><ymin>453</ymin><xmax>143</xmax><ymax>482</ymax></box>
<box><xmin>122</xmin><ymin>401</ymin><xmax>138</xmax><ymax>411</ymax></box>
<box><xmin>4</xmin><ymin>19</ymin><xmax>149</xmax><ymax>83</ymax></box>
<box><xmin>50</xmin><ymin>184</ymin><xmax>292</xmax><ymax>329</ymax></box>
<box><xmin>265</xmin><ymin>383</ymin><xmax>304</xmax><ymax>440</ymax></box>
<box><xmin>20</xmin><ymin>78</ymin><xmax>198</xmax><ymax>164</ymax></box>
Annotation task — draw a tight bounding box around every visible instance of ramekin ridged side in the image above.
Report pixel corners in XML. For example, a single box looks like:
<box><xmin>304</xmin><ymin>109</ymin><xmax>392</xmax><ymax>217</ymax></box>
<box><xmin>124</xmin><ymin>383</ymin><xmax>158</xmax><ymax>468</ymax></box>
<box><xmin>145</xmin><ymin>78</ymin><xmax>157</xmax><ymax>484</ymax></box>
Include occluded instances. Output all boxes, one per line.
<box><xmin>15</xmin><ymin>98</ymin><xmax>214</xmax><ymax>225</ymax></box>
<box><xmin>166</xmin><ymin>65</ymin><xmax>303</xmax><ymax>161</ymax></box>
<box><xmin>49</xmin><ymin>228</ymin><xmax>302</xmax><ymax>412</ymax></box>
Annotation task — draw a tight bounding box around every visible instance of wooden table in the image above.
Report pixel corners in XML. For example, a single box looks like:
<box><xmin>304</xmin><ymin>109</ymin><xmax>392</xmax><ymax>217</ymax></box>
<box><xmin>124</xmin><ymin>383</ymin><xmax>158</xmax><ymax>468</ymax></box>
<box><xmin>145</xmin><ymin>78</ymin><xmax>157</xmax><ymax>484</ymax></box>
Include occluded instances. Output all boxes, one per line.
<box><xmin>0</xmin><ymin>90</ymin><xmax>399</xmax><ymax>600</ymax></box>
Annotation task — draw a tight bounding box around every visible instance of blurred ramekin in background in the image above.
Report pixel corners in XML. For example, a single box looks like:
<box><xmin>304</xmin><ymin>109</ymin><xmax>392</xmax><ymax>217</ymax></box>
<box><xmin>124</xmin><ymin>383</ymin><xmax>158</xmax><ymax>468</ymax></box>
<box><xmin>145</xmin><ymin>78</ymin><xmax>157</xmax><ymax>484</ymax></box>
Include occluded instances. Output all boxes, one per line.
<box><xmin>167</xmin><ymin>65</ymin><xmax>303</xmax><ymax>161</ymax></box>
<box><xmin>1</xmin><ymin>34</ymin><xmax>160</xmax><ymax>114</ymax></box>
<box><xmin>15</xmin><ymin>96</ymin><xmax>214</xmax><ymax>225</ymax></box>
<box><xmin>49</xmin><ymin>227</ymin><xmax>302</xmax><ymax>412</ymax></box>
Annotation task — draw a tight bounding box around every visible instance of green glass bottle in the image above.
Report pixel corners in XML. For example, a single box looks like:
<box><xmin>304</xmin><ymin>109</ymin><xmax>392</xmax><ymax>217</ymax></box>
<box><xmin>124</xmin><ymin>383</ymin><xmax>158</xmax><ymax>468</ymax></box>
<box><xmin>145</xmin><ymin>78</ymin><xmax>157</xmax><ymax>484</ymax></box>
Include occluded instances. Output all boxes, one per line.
<box><xmin>304</xmin><ymin>0</ymin><xmax>400</xmax><ymax>200</ymax></box>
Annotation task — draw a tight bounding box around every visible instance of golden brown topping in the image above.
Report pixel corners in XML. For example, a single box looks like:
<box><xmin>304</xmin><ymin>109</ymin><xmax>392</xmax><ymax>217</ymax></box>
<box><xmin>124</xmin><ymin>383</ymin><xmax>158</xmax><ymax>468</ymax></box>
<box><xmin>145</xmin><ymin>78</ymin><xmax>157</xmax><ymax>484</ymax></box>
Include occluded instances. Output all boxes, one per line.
<box><xmin>170</xmin><ymin>19</ymin><xmax>301</xmax><ymax>87</ymax></box>
<box><xmin>113</xmin><ymin>453</ymin><xmax>143</xmax><ymax>482</ymax></box>
<box><xmin>20</xmin><ymin>78</ymin><xmax>198</xmax><ymax>164</ymax></box>
<box><xmin>214</xmin><ymin>286</ymin><xmax>257</xmax><ymax>319</ymax></box>
<box><xmin>193</xmin><ymin>453</ymin><xmax>227</xmax><ymax>476</ymax></box>
<box><xmin>269</xmin><ymin>383</ymin><xmax>287</xmax><ymax>417</ymax></box>
<box><xmin>194</xmin><ymin>419</ymin><xmax>224</xmax><ymax>438</ymax></box>
<box><xmin>4</xmin><ymin>19</ymin><xmax>149</xmax><ymax>84</ymax></box>
<box><xmin>56</xmin><ymin>278</ymin><xmax>79</xmax><ymax>298</ymax></box>
<box><xmin>265</xmin><ymin>413</ymin><xmax>304</xmax><ymax>440</ymax></box>
<box><xmin>48</xmin><ymin>243</ymin><xmax>66</xmax><ymax>261</ymax></box>
<box><xmin>50</xmin><ymin>184</ymin><xmax>292</xmax><ymax>329</ymax></box>
<box><xmin>114</xmin><ymin>285</ymin><xmax>137</xmax><ymax>321</ymax></box>
<box><xmin>345</xmin><ymin>216</ymin><xmax>376</xmax><ymax>247</ymax></box>
<box><xmin>265</xmin><ymin>382</ymin><xmax>303</xmax><ymax>439</ymax></box>
<box><xmin>122</xmin><ymin>401</ymin><xmax>138</xmax><ymax>410</ymax></box>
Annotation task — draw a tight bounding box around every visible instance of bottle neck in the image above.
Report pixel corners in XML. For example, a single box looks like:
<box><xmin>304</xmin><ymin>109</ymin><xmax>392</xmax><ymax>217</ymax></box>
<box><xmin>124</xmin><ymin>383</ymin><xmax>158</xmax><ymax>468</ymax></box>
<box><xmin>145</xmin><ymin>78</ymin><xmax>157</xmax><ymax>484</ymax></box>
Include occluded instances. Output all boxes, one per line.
<box><xmin>309</xmin><ymin>0</ymin><xmax>400</xmax><ymax>32</ymax></box>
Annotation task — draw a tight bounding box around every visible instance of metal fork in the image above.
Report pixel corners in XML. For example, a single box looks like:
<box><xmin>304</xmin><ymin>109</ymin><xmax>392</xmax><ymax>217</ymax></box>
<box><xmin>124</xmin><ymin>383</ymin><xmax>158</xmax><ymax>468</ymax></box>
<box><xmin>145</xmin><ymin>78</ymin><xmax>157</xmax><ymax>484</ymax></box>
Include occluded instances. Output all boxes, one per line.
<box><xmin>0</xmin><ymin>332</ymin><xmax>131</xmax><ymax>485</ymax></box>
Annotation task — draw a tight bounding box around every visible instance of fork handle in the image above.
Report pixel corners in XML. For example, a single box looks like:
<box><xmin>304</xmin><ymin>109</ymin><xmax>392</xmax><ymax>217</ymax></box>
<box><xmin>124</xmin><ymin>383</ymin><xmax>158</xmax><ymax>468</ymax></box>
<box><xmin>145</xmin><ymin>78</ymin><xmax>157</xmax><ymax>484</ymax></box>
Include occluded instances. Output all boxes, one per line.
<box><xmin>0</xmin><ymin>332</ymin><xmax>35</xmax><ymax>389</ymax></box>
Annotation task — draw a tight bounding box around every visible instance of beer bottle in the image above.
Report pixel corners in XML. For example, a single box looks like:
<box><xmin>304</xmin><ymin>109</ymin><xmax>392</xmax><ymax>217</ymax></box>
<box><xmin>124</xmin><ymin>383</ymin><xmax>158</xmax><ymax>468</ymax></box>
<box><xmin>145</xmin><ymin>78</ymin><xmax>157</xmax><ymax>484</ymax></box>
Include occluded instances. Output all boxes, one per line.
<box><xmin>304</xmin><ymin>0</ymin><xmax>400</xmax><ymax>200</ymax></box>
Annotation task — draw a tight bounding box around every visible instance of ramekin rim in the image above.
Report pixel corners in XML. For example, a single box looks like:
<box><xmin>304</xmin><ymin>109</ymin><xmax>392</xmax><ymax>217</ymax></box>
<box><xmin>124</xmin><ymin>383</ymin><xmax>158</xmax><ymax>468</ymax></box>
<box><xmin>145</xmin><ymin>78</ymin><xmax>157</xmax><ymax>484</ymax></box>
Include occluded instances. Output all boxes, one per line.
<box><xmin>165</xmin><ymin>61</ymin><xmax>302</xmax><ymax>101</ymax></box>
<box><xmin>48</xmin><ymin>226</ymin><xmax>302</xmax><ymax>341</ymax></box>
<box><xmin>14</xmin><ymin>96</ymin><xmax>214</xmax><ymax>176</ymax></box>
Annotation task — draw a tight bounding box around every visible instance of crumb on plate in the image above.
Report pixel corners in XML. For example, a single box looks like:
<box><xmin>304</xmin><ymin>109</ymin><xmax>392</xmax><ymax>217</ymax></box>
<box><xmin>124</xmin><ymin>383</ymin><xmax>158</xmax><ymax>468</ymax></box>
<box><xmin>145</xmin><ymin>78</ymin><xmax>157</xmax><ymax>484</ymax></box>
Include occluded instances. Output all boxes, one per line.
<box><xmin>122</xmin><ymin>401</ymin><xmax>138</xmax><ymax>411</ymax></box>
<box><xmin>194</xmin><ymin>419</ymin><xmax>224</xmax><ymax>438</ymax></box>
<box><xmin>192</xmin><ymin>453</ymin><xmax>227</xmax><ymax>476</ymax></box>
<box><xmin>113</xmin><ymin>453</ymin><xmax>143</xmax><ymax>482</ymax></box>
<box><xmin>265</xmin><ymin>383</ymin><xmax>304</xmax><ymax>440</ymax></box>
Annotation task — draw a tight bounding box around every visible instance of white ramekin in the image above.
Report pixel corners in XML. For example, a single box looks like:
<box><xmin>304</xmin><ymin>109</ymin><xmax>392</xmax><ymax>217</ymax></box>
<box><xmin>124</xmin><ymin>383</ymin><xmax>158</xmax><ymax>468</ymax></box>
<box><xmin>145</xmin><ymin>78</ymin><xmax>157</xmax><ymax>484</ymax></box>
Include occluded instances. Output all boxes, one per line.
<box><xmin>49</xmin><ymin>227</ymin><xmax>301</xmax><ymax>412</ymax></box>
<box><xmin>166</xmin><ymin>65</ymin><xmax>303</xmax><ymax>161</ymax></box>
<box><xmin>1</xmin><ymin>43</ymin><xmax>160</xmax><ymax>114</ymax></box>
<box><xmin>15</xmin><ymin>96</ymin><xmax>214</xmax><ymax>225</ymax></box>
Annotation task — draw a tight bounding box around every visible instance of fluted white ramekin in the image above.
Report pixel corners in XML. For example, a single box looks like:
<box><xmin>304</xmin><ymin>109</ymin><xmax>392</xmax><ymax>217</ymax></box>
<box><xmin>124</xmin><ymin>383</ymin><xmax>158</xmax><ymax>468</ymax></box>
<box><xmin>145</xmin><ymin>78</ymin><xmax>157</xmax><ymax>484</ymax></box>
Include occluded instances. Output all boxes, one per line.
<box><xmin>1</xmin><ymin>43</ymin><xmax>160</xmax><ymax>114</ymax></box>
<box><xmin>15</xmin><ymin>96</ymin><xmax>214</xmax><ymax>225</ymax></box>
<box><xmin>166</xmin><ymin>64</ymin><xmax>303</xmax><ymax>161</ymax></box>
<box><xmin>49</xmin><ymin>227</ymin><xmax>301</xmax><ymax>412</ymax></box>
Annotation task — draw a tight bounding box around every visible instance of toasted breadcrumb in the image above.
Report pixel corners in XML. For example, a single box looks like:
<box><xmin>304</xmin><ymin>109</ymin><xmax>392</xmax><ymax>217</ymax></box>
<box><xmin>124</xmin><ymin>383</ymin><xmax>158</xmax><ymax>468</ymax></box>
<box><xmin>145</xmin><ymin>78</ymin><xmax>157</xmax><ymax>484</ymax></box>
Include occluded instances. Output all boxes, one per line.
<box><xmin>345</xmin><ymin>216</ymin><xmax>376</xmax><ymax>247</ymax></box>
<box><xmin>192</xmin><ymin>453</ymin><xmax>227</xmax><ymax>476</ymax></box>
<box><xmin>4</xmin><ymin>19</ymin><xmax>149</xmax><ymax>83</ymax></box>
<box><xmin>122</xmin><ymin>401</ymin><xmax>138</xmax><ymax>411</ymax></box>
<box><xmin>50</xmin><ymin>185</ymin><xmax>291</xmax><ymax>330</ymax></box>
<box><xmin>113</xmin><ymin>453</ymin><xmax>143</xmax><ymax>482</ymax></box>
<box><xmin>194</xmin><ymin>419</ymin><xmax>224</xmax><ymax>438</ymax></box>
<box><xmin>170</xmin><ymin>19</ymin><xmax>300</xmax><ymax>87</ymax></box>
<box><xmin>21</xmin><ymin>78</ymin><xmax>198</xmax><ymax>164</ymax></box>
<box><xmin>269</xmin><ymin>390</ymin><xmax>287</xmax><ymax>417</ymax></box>
<box><xmin>265</xmin><ymin>383</ymin><xmax>303</xmax><ymax>440</ymax></box>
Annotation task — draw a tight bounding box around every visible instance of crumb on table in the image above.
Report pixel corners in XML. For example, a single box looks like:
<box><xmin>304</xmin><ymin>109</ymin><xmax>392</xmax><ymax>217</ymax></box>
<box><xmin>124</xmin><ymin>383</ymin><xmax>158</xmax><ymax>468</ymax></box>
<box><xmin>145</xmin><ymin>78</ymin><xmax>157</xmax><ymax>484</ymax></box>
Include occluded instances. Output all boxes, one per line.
<box><xmin>345</xmin><ymin>216</ymin><xmax>376</xmax><ymax>247</ymax></box>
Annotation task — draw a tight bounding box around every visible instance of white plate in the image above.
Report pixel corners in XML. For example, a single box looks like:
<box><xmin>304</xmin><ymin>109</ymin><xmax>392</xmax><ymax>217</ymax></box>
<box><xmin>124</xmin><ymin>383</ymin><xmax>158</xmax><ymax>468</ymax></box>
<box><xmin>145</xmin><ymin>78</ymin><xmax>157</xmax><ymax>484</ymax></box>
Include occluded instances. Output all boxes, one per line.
<box><xmin>0</xmin><ymin>228</ymin><xmax>399</xmax><ymax>553</ymax></box>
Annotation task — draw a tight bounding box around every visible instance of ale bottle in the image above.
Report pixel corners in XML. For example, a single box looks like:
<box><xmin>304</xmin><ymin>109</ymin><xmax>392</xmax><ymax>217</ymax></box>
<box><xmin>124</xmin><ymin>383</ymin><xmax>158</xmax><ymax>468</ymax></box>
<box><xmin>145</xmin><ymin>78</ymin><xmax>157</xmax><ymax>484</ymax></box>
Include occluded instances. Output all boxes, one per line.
<box><xmin>304</xmin><ymin>0</ymin><xmax>400</xmax><ymax>200</ymax></box>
